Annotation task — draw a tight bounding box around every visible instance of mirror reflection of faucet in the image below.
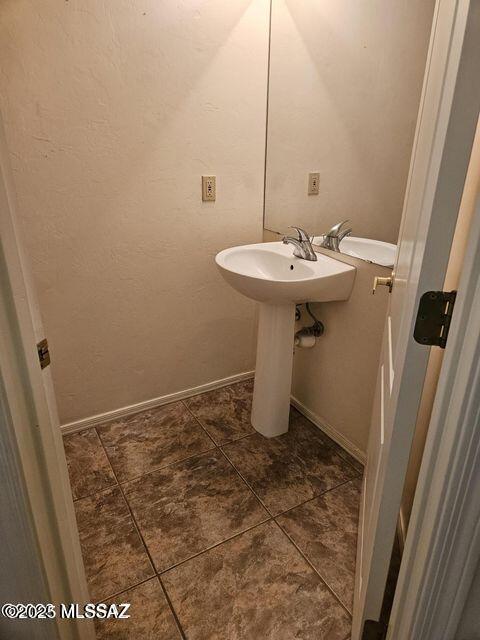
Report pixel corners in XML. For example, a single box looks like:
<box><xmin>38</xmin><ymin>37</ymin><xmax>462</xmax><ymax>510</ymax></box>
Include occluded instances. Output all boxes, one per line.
<box><xmin>318</xmin><ymin>220</ymin><xmax>352</xmax><ymax>252</ymax></box>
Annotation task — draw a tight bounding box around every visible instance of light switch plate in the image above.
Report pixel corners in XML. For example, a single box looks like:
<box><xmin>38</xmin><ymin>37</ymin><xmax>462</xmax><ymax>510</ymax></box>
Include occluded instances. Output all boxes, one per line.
<box><xmin>308</xmin><ymin>172</ymin><xmax>320</xmax><ymax>195</ymax></box>
<box><xmin>202</xmin><ymin>175</ymin><xmax>216</xmax><ymax>202</ymax></box>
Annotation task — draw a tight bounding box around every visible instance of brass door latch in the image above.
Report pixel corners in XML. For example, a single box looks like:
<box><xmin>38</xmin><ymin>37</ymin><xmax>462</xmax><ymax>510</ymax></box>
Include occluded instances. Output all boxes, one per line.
<box><xmin>372</xmin><ymin>275</ymin><xmax>394</xmax><ymax>294</ymax></box>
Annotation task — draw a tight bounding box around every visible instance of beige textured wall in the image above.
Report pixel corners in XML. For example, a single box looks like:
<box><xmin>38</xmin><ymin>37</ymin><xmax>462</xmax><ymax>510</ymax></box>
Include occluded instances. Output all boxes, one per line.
<box><xmin>264</xmin><ymin>0</ymin><xmax>435</xmax><ymax>242</ymax></box>
<box><xmin>292</xmin><ymin>259</ymin><xmax>390</xmax><ymax>456</ymax></box>
<box><xmin>0</xmin><ymin>0</ymin><xmax>269</xmax><ymax>423</ymax></box>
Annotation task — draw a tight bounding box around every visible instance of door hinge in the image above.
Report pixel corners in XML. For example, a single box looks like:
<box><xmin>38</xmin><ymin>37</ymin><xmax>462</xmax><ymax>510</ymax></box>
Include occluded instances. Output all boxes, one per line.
<box><xmin>413</xmin><ymin>290</ymin><xmax>457</xmax><ymax>349</ymax></box>
<box><xmin>362</xmin><ymin>620</ymin><xmax>388</xmax><ymax>640</ymax></box>
<box><xmin>37</xmin><ymin>338</ymin><xmax>51</xmax><ymax>369</ymax></box>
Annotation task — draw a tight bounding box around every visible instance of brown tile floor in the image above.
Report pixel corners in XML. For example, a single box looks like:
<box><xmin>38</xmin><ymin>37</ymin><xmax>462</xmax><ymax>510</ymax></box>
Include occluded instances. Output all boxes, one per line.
<box><xmin>64</xmin><ymin>379</ymin><xmax>362</xmax><ymax>639</ymax></box>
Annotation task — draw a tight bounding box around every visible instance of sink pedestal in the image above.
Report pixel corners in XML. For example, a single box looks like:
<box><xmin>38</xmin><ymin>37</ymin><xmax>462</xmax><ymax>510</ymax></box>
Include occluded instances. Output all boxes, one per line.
<box><xmin>251</xmin><ymin>303</ymin><xmax>296</xmax><ymax>438</ymax></box>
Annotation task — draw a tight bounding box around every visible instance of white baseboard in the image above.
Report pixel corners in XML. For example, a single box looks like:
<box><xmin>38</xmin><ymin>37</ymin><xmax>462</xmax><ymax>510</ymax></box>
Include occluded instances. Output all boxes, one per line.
<box><xmin>61</xmin><ymin>371</ymin><xmax>254</xmax><ymax>435</ymax></box>
<box><xmin>290</xmin><ymin>395</ymin><xmax>366</xmax><ymax>466</ymax></box>
<box><xmin>61</xmin><ymin>373</ymin><xmax>366</xmax><ymax>471</ymax></box>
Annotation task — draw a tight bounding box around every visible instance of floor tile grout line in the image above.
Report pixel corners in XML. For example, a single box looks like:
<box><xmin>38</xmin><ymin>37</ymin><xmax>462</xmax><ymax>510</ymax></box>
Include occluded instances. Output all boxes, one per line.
<box><xmin>221</xmin><ymin>443</ymin><xmax>360</xmax><ymax>522</ymax></box>
<box><xmin>115</xmin><ymin>444</ymin><xmax>218</xmax><ymax>487</ymax></box>
<box><xmin>85</xmin><ymin>416</ymin><xmax>274</xmax><ymax>590</ymax></box>
<box><xmin>217</xmin><ymin>431</ymin><xmax>257</xmax><ymax>446</ymax></box>
<box><xmin>70</xmin><ymin>431</ymin><xmax>234</xmax><ymax>505</ymax></box>
<box><xmin>114</xmin><ymin>435</ymin><xmax>257</xmax><ymax>488</ymax></box>
<box><xmin>65</xmin><ymin>386</ymin><xmax>364</xmax><ymax>477</ymax></box>
<box><xmin>220</xmin><ymin>442</ymin><xmax>357</xmax><ymax>618</ymax></box>
<box><xmin>219</xmin><ymin>445</ymin><xmax>275</xmax><ymax>518</ymax></box>
<box><xmin>157</xmin><ymin>516</ymin><xmax>354</xmax><ymax>634</ymax></box>
<box><xmin>94</xmin><ymin>425</ymin><xmax>121</xmax><ymax>480</ymax></box>
<box><xmin>112</xmin><ymin>431</ymin><xmax>255</xmax><ymax>488</ymax></box>
<box><xmin>95</xmin><ymin>435</ymin><xmax>155</xmax><ymax>568</ymax></box>
<box><xmin>91</xmin><ymin>433</ymin><xmax>189</xmax><ymax>631</ymax></box>
<box><xmin>94</xmin><ymin>575</ymin><xmax>156</xmax><ymax>605</ymax></box>
<box><xmin>70</xmin><ymin>393</ymin><xmax>362</xmax><ymax>489</ymax></box>
<box><xmin>274</xmin><ymin>517</ymin><xmax>353</xmax><ymax>617</ymax></box>
<box><xmin>157</xmin><ymin>575</ymin><xmax>187</xmax><ymax>640</ymax></box>
<box><xmin>97</xmin><ymin>447</ymin><xmax>156</xmax><ymax>577</ymax></box>
<box><xmin>158</xmin><ymin>519</ymin><xmax>273</xmax><ymax>577</ymax></box>
<box><xmin>94</xmin><ymin>426</ymin><xmax>269</xmax><ymax>636</ymax></box>
<box><xmin>272</xmin><ymin>518</ymin><xmax>353</xmax><ymax>618</ymax></box>
<box><xmin>89</xmin><ymin>408</ymin><xmax>253</xmax><ymax>491</ymax></box>
<box><xmin>180</xmin><ymin>400</ymin><xmax>218</xmax><ymax>447</ymax></box>
<box><xmin>273</xmin><ymin>476</ymin><xmax>361</xmax><ymax>519</ymax></box>
<box><xmin>94</xmin><ymin>574</ymin><xmax>187</xmax><ymax>640</ymax></box>
<box><xmin>92</xmin><ymin>507</ymin><xmax>353</xmax><ymax>632</ymax></box>
<box><xmin>78</xmin><ymin>478</ymin><xmax>356</xmax><ymax>603</ymax></box>
<box><xmin>71</xmin><ymin>434</ymin><xmax>359</xmax><ymax>508</ymax></box>
<box><xmin>112</xmin><ymin>491</ymin><xmax>185</xmax><ymax>635</ymax></box>
<box><xmin>72</xmin><ymin>480</ymin><xmax>119</xmax><ymax>504</ymax></box>
<box><xmin>181</xmin><ymin>399</ymin><xmax>255</xmax><ymax>448</ymax></box>
<box><xmin>80</xmin><ymin>415</ymin><xmax>360</xmax><ymax>559</ymax></box>
<box><xmin>185</xmin><ymin>394</ymin><xmax>355</xmax><ymax>463</ymax></box>
<box><xmin>67</xmin><ymin>385</ymin><xmax>359</xmax><ymax>633</ymax></box>
<box><xmin>93</xmin><ymin>406</ymin><xmax>219</xmax><ymax>486</ymax></box>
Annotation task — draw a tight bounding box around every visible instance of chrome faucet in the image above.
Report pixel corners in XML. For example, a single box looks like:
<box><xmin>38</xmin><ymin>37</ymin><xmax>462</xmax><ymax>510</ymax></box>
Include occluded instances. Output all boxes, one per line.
<box><xmin>282</xmin><ymin>226</ymin><xmax>317</xmax><ymax>261</ymax></box>
<box><xmin>318</xmin><ymin>219</ymin><xmax>352</xmax><ymax>252</ymax></box>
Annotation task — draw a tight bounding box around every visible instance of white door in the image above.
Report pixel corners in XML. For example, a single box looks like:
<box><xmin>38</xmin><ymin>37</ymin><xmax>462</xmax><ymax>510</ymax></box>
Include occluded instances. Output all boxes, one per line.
<box><xmin>0</xmin><ymin>121</ymin><xmax>95</xmax><ymax>639</ymax></box>
<box><xmin>352</xmin><ymin>0</ymin><xmax>480</xmax><ymax>637</ymax></box>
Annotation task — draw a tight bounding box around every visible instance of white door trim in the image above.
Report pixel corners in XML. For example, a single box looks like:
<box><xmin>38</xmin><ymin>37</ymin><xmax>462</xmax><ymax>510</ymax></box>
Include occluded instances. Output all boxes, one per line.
<box><xmin>387</xmin><ymin>3</ymin><xmax>480</xmax><ymax>637</ymax></box>
<box><xmin>0</xmin><ymin>120</ymin><xmax>95</xmax><ymax>638</ymax></box>
<box><xmin>352</xmin><ymin>0</ymin><xmax>480</xmax><ymax>635</ymax></box>
<box><xmin>385</xmin><ymin>0</ymin><xmax>480</xmax><ymax>629</ymax></box>
<box><xmin>387</xmin><ymin>167</ymin><xmax>480</xmax><ymax>637</ymax></box>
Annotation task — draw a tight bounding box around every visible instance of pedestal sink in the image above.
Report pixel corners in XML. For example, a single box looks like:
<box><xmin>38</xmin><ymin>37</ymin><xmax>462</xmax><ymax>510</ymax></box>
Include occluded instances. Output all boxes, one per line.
<box><xmin>215</xmin><ymin>242</ymin><xmax>356</xmax><ymax>438</ymax></box>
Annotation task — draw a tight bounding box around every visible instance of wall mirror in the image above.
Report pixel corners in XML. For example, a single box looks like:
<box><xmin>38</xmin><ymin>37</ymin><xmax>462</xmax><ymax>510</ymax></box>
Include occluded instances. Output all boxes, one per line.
<box><xmin>263</xmin><ymin>0</ymin><xmax>435</xmax><ymax>266</ymax></box>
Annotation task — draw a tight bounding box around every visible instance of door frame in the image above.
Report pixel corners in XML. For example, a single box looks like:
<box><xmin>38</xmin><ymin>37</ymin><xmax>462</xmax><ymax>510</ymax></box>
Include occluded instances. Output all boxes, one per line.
<box><xmin>387</xmin><ymin>148</ymin><xmax>480</xmax><ymax>638</ymax></box>
<box><xmin>0</xmin><ymin>120</ymin><xmax>95</xmax><ymax>639</ymax></box>
<box><xmin>354</xmin><ymin>0</ymin><xmax>480</xmax><ymax>635</ymax></box>
<box><xmin>386</xmin><ymin>1</ymin><xmax>480</xmax><ymax>637</ymax></box>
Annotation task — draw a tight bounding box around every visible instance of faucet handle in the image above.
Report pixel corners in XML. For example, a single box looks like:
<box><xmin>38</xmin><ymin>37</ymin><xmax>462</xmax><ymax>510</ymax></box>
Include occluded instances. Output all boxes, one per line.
<box><xmin>289</xmin><ymin>226</ymin><xmax>311</xmax><ymax>242</ymax></box>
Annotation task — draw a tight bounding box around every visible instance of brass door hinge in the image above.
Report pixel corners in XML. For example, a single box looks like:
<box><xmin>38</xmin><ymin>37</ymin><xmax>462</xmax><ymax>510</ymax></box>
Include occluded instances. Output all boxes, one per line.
<box><xmin>413</xmin><ymin>290</ymin><xmax>457</xmax><ymax>349</ymax></box>
<box><xmin>37</xmin><ymin>338</ymin><xmax>51</xmax><ymax>369</ymax></box>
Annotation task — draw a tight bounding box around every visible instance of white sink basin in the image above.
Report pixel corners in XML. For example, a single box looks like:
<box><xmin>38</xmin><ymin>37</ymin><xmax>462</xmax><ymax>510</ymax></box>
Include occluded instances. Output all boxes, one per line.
<box><xmin>215</xmin><ymin>242</ymin><xmax>356</xmax><ymax>304</ymax></box>
<box><xmin>215</xmin><ymin>241</ymin><xmax>356</xmax><ymax>440</ymax></box>
<box><xmin>313</xmin><ymin>235</ymin><xmax>397</xmax><ymax>267</ymax></box>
